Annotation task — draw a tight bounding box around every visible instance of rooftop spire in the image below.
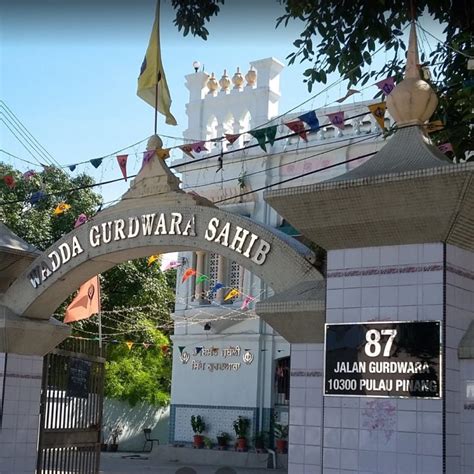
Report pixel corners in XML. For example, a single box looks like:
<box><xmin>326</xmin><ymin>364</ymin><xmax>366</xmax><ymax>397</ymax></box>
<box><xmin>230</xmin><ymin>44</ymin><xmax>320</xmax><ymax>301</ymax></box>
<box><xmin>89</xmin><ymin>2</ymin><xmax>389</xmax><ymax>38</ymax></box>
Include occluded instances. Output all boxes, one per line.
<box><xmin>405</xmin><ymin>21</ymin><xmax>420</xmax><ymax>79</ymax></box>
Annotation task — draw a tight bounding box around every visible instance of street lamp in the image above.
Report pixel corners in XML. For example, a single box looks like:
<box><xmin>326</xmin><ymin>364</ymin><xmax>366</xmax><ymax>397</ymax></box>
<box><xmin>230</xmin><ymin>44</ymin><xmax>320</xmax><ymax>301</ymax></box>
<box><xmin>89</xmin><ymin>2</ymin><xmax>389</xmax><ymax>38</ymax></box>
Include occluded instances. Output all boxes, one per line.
<box><xmin>193</xmin><ymin>61</ymin><xmax>201</xmax><ymax>73</ymax></box>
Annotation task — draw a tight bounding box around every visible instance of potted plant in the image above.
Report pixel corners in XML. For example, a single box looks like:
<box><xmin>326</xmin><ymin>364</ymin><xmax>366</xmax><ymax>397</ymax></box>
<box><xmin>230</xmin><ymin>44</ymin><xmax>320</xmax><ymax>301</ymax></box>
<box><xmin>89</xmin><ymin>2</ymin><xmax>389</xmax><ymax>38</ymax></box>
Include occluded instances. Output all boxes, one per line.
<box><xmin>233</xmin><ymin>416</ymin><xmax>250</xmax><ymax>450</ymax></box>
<box><xmin>203</xmin><ymin>436</ymin><xmax>213</xmax><ymax>449</ymax></box>
<box><xmin>274</xmin><ymin>423</ymin><xmax>288</xmax><ymax>453</ymax></box>
<box><xmin>109</xmin><ymin>425</ymin><xmax>123</xmax><ymax>452</ymax></box>
<box><xmin>216</xmin><ymin>431</ymin><xmax>230</xmax><ymax>449</ymax></box>
<box><xmin>253</xmin><ymin>431</ymin><xmax>268</xmax><ymax>452</ymax></box>
<box><xmin>191</xmin><ymin>415</ymin><xmax>206</xmax><ymax>448</ymax></box>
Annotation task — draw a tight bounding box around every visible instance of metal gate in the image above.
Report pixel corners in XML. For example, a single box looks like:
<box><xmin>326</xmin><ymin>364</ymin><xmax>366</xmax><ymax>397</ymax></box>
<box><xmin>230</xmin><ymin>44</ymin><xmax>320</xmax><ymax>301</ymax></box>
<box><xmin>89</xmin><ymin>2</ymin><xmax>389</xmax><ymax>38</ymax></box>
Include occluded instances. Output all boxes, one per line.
<box><xmin>37</xmin><ymin>338</ymin><xmax>105</xmax><ymax>473</ymax></box>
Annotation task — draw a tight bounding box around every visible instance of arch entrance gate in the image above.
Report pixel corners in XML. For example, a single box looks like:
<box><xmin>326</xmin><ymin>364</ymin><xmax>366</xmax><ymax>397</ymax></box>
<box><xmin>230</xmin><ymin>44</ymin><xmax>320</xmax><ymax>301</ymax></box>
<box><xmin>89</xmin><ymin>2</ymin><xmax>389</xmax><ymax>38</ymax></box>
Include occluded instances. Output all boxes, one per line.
<box><xmin>0</xmin><ymin>140</ymin><xmax>325</xmax><ymax>473</ymax></box>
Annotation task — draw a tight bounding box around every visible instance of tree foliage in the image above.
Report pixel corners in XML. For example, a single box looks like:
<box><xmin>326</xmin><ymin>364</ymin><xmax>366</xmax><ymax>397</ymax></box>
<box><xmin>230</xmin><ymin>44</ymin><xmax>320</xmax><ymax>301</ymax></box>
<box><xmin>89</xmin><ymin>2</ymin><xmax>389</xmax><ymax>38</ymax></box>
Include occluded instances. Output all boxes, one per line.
<box><xmin>0</xmin><ymin>164</ymin><xmax>176</xmax><ymax>406</ymax></box>
<box><xmin>170</xmin><ymin>0</ymin><xmax>473</xmax><ymax>158</ymax></box>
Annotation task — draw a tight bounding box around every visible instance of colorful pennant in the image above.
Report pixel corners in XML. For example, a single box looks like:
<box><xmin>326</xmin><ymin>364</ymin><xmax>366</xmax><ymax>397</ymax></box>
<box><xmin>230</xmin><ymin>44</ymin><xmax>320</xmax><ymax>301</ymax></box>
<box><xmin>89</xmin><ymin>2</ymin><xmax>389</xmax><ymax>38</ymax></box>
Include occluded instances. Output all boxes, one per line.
<box><xmin>126</xmin><ymin>341</ymin><xmax>134</xmax><ymax>350</ymax></box>
<box><xmin>90</xmin><ymin>158</ymin><xmax>103</xmax><ymax>169</ymax></box>
<box><xmin>285</xmin><ymin>120</ymin><xmax>308</xmax><ymax>141</ymax></box>
<box><xmin>74</xmin><ymin>213</ymin><xmax>88</xmax><ymax>228</ymax></box>
<box><xmin>327</xmin><ymin>111</ymin><xmax>345</xmax><ymax>130</ymax></box>
<box><xmin>163</xmin><ymin>260</ymin><xmax>182</xmax><ymax>271</ymax></box>
<box><xmin>30</xmin><ymin>191</ymin><xmax>45</xmax><ymax>205</ymax></box>
<box><xmin>22</xmin><ymin>170</ymin><xmax>36</xmax><ymax>181</ymax></box>
<box><xmin>161</xmin><ymin>344</ymin><xmax>169</xmax><ymax>354</ymax></box>
<box><xmin>147</xmin><ymin>255</ymin><xmax>160</xmax><ymax>267</ymax></box>
<box><xmin>156</xmin><ymin>148</ymin><xmax>171</xmax><ymax>160</ymax></box>
<box><xmin>3</xmin><ymin>175</ymin><xmax>15</xmax><ymax>189</ymax></box>
<box><xmin>142</xmin><ymin>150</ymin><xmax>155</xmax><ymax>166</ymax></box>
<box><xmin>241</xmin><ymin>295</ymin><xmax>255</xmax><ymax>310</ymax></box>
<box><xmin>116</xmin><ymin>155</ymin><xmax>128</xmax><ymax>181</ymax></box>
<box><xmin>68</xmin><ymin>164</ymin><xmax>77</xmax><ymax>172</ymax></box>
<box><xmin>179</xmin><ymin>144</ymin><xmax>194</xmax><ymax>158</ymax></box>
<box><xmin>210</xmin><ymin>282</ymin><xmax>224</xmax><ymax>294</ymax></box>
<box><xmin>336</xmin><ymin>89</ymin><xmax>360</xmax><ymax>103</ymax></box>
<box><xmin>196</xmin><ymin>274</ymin><xmax>209</xmax><ymax>284</ymax></box>
<box><xmin>425</xmin><ymin>120</ymin><xmax>444</xmax><ymax>133</ymax></box>
<box><xmin>249</xmin><ymin>129</ymin><xmax>268</xmax><ymax>152</ymax></box>
<box><xmin>438</xmin><ymin>143</ymin><xmax>454</xmax><ymax>154</ymax></box>
<box><xmin>368</xmin><ymin>102</ymin><xmax>387</xmax><ymax>130</ymax></box>
<box><xmin>182</xmin><ymin>268</ymin><xmax>197</xmax><ymax>283</ymax></box>
<box><xmin>224</xmin><ymin>288</ymin><xmax>240</xmax><ymax>301</ymax></box>
<box><xmin>143</xmin><ymin>342</ymin><xmax>151</xmax><ymax>350</ymax></box>
<box><xmin>375</xmin><ymin>77</ymin><xmax>395</xmax><ymax>95</ymax></box>
<box><xmin>54</xmin><ymin>202</ymin><xmax>71</xmax><ymax>215</ymax></box>
<box><xmin>298</xmin><ymin>111</ymin><xmax>320</xmax><ymax>131</ymax></box>
<box><xmin>225</xmin><ymin>133</ymin><xmax>240</xmax><ymax>144</ymax></box>
<box><xmin>192</xmin><ymin>141</ymin><xmax>208</xmax><ymax>153</ymax></box>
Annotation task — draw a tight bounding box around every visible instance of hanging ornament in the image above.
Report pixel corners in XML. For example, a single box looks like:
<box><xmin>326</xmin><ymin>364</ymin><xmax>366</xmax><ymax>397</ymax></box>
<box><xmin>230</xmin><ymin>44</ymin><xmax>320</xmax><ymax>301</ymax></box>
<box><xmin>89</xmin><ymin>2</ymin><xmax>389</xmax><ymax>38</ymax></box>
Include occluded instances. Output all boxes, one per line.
<box><xmin>156</xmin><ymin>148</ymin><xmax>171</xmax><ymax>160</ymax></box>
<box><xmin>298</xmin><ymin>111</ymin><xmax>320</xmax><ymax>131</ymax></box>
<box><xmin>225</xmin><ymin>133</ymin><xmax>240</xmax><ymax>145</ymax></box>
<box><xmin>241</xmin><ymin>295</ymin><xmax>255</xmax><ymax>310</ymax></box>
<box><xmin>375</xmin><ymin>77</ymin><xmax>395</xmax><ymax>95</ymax></box>
<box><xmin>142</xmin><ymin>342</ymin><xmax>151</xmax><ymax>350</ymax></box>
<box><xmin>179</xmin><ymin>144</ymin><xmax>194</xmax><ymax>158</ymax></box>
<box><xmin>196</xmin><ymin>274</ymin><xmax>209</xmax><ymax>284</ymax></box>
<box><xmin>192</xmin><ymin>141</ymin><xmax>208</xmax><ymax>153</ymax></box>
<box><xmin>126</xmin><ymin>341</ymin><xmax>134</xmax><ymax>350</ymax></box>
<box><xmin>285</xmin><ymin>120</ymin><xmax>308</xmax><ymax>141</ymax></box>
<box><xmin>210</xmin><ymin>282</ymin><xmax>224</xmax><ymax>294</ymax></box>
<box><xmin>68</xmin><ymin>164</ymin><xmax>77</xmax><ymax>172</ymax></box>
<box><xmin>163</xmin><ymin>260</ymin><xmax>182</xmax><ymax>271</ymax></box>
<box><xmin>90</xmin><ymin>158</ymin><xmax>103</xmax><ymax>169</ymax></box>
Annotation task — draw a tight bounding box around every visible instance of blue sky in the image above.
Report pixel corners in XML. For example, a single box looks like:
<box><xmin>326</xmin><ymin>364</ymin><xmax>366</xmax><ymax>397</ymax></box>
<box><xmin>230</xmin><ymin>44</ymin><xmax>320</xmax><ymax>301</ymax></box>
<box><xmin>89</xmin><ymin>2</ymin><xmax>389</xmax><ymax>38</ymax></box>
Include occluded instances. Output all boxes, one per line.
<box><xmin>1</xmin><ymin>0</ymin><xmax>443</xmax><ymax>204</ymax></box>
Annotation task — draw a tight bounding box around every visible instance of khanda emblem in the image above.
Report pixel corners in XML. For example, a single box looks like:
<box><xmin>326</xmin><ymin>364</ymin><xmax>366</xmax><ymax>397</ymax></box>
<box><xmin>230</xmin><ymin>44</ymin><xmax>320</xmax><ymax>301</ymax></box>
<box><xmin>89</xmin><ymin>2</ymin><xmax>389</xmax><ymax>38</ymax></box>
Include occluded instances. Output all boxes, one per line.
<box><xmin>243</xmin><ymin>350</ymin><xmax>254</xmax><ymax>365</ymax></box>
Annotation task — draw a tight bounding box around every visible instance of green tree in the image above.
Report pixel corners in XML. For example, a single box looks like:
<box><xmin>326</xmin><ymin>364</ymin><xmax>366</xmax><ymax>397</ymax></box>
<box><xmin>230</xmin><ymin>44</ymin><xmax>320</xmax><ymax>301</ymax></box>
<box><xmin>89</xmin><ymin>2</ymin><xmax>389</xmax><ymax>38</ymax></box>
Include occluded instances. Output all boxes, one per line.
<box><xmin>171</xmin><ymin>0</ymin><xmax>473</xmax><ymax>158</ymax></box>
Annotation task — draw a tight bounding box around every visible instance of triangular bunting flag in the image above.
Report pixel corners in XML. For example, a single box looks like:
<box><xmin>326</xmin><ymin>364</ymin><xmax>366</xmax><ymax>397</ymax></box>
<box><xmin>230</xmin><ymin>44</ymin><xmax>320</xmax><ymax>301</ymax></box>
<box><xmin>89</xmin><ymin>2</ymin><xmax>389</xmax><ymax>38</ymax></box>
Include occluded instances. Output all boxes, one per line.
<box><xmin>142</xmin><ymin>150</ymin><xmax>155</xmax><ymax>167</ymax></box>
<box><xmin>192</xmin><ymin>141</ymin><xmax>208</xmax><ymax>153</ymax></box>
<box><xmin>425</xmin><ymin>120</ymin><xmax>444</xmax><ymax>133</ymax></box>
<box><xmin>368</xmin><ymin>102</ymin><xmax>387</xmax><ymax>130</ymax></box>
<box><xmin>178</xmin><ymin>346</ymin><xmax>185</xmax><ymax>354</ymax></box>
<box><xmin>30</xmin><ymin>191</ymin><xmax>45</xmax><ymax>205</ymax></box>
<box><xmin>196</xmin><ymin>274</ymin><xmax>209</xmax><ymax>284</ymax></box>
<box><xmin>335</xmin><ymin>89</ymin><xmax>360</xmax><ymax>103</ymax></box>
<box><xmin>3</xmin><ymin>175</ymin><xmax>16</xmax><ymax>189</ymax></box>
<box><xmin>241</xmin><ymin>295</ymin><xmax>255</xmax><ymax>310</ymax></box>
<box><xmin>195</xmin><ymin>346</ymin><xmax>203</xmax><ymax>355</ymax></box>
<box><xmin>224</xmin><ymin>288</ymin><xmax>240</xmax><ymax>301</ymax></box>
<box><xmin>143</xmin><ymin>342</ymin><xmax>151</xmax><ymax>349</ymax></box>
<box><xmin>147</xmin><ymin>255</ymin><xmax>160</xmax><ymax>267</ymax></box>
<box><xmin>74</xmin><ymin>213</ymin><xmax>88</xmax><ymax>228</ymax></box>
<box><xmin>266</xmin><ymin>126</ymin><xmax>278</xmax><ymax>146</ymax></box>
<box><xmin>298</xmin><ymin>111</ymin><xmax>320</xmax><ymax>131</ymax></box>
<box><xmin>161</xmin><ymin>344</ymin><xmax>169</xmax><ymax>354</ymax></box>
<box><xmin>210</xmin><ymin>282</ymin><xmax>224</xmax><ymax>294</ymax></box>
<box><xmin>126</xmin><ymin>341</ymin><xmax>134</xmax><ymax>350</ymax></box>
<box><xmin>225</xmin><ymin>133</ymin><xmax>240</xmax><ymax>144</ymax></box>
<box><xmin>182</xmin><ymin>268</ymin><xmax>197</xmax><ymax>283</ymax></box>
<box><xmin>327</xmin><ymin>112</ymin><xmax>345</xmax><ymax>130</ymax></box>
<box><xmin>54</xmin><ymin>202</ymin><xmax>71</xmax><ymax>215</ymax></box>
<box><xmin>375</xmin><ymin>77</ymin><xmax>395</xmax><ymax>95</ymax></box>
<box><xmin>163</xmin><ymin>260</ymin><xmax>182</xmax><ymax>271</ymax></box>
<box><xmin>22</xmin><ymin>170</ymin><xmax>36</xmax><ymax>181</ymax></box>
<box><xmin>285</xmin><ymin>120</ymin><xmax>308</xmax><ymax>141</ymax></box>
<box><xmin>438</xmin><ymin>143</ymin><xmax>454</xmax><ymax>154</ymax></box>
<box><xmin>90</xmin><ymin>158</ymin><xmax>103</xmax><ymax>169</ymax></box>
<box><xmin>249</xmin><ymin>129</ymin><xmax>267</xmax><ymax>152</ymax></box>
<box><xmin>116</xmin><ymin>155</ymin><xmax>128</xmax><ymax>181</ymax></box>
<box><xmin>179</xmin><ymin>144</ymin><xmax>194</xmax><ymax>158</ymax></box>
<box><xmin>156</xmin><ymin>148</ymin><xmax>170</xmax><ymax>160</ymax></box>
<box><xmin>68</xmin><ymin>164</ymin><xmax>77</xmax><ymax>172</ymax></box>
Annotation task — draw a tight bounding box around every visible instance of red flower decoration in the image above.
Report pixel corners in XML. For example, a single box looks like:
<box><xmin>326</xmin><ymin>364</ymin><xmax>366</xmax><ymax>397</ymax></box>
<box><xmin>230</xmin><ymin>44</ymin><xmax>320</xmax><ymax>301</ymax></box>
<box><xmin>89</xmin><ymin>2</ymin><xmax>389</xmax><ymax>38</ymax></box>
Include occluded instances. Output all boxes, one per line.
<box><xmin>3</xmin><ymin>175</ymin><xmax>16</xmax><ymax>189</ymax></box>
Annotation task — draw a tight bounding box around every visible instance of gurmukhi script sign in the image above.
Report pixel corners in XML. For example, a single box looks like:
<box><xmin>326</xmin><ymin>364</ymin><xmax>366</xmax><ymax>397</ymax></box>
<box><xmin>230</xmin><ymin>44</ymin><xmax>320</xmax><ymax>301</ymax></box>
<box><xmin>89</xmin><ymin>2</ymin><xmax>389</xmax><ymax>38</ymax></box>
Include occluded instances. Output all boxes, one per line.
<box><xmin>324</xmin><ymin>321</ymin><xmax>441</xmax><ymax>399</ymax></box>
<box><xmin>27</xmin><ymin>212</ymin><xmax>271</xmax><ymax>289</ymax></box>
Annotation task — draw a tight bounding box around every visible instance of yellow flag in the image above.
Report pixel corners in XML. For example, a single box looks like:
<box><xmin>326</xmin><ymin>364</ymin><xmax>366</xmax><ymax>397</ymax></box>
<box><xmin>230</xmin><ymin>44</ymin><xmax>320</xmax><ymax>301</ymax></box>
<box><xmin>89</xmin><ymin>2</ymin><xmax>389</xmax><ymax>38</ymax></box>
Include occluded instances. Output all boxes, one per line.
<box><xmin>156</xmin><ymin>148</ymin><xmax>170</xmax><ymax>160</ymax></box>
<box><xmin>147</xmin><ymin>254</ymin><xmax>160</xmax><ymax>267</ymax></box>
<box><xmin>137</xmin><ymin>2</ymin><xmax>177</xmax><ymax>126</ymax></box>
<box><xmin>368</xmin><ymin>102</ymin><xmax>386</xmax><ymax>130</ymax></box>
<box><xmin>53</xmin><ymin>202</ymin><xmax>71</xmax><ymax>215</ymax></box>
<box><xmin>224</xmin><ymin>288</ymin><xmax>240</xmax><ymax>301</ymax></box>
<box><xmin>126</xmin><ymin>341</ymin><xmax>134</xmax><ymax>350</ymax></box>
<box><xmin>425</xmin><ymin>120</ymin><xmax>444</xmax><ymax>133</ymax></box>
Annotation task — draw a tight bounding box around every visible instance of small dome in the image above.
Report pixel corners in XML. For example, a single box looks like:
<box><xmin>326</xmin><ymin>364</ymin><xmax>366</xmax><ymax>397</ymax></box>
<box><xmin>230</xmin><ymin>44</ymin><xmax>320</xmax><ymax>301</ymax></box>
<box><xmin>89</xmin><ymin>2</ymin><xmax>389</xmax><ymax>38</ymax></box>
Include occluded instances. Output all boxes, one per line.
<box><xmin>245</xmin><ymin>67</ymin><xmax>257</xmax><ymax>87</ymax></box>
<box><xmin>147</xmin><ymin>134</ymin><xmax>163</xmax><ymax>150</ymax></box>
<box><xmin>232</xmin><ymin>67</ymin><xmax>244</xmax><ymax>89</ymax></box>
<box><xmin>207</xmin><ymin>73</ymin><xmax>219</xmax><ymax>94</ymax></box>
<box><xmin>219</xmin><ymin>69</ymin><xmax>231</xmax><ymax>92</ymax></box>
<box><xmin>386</xmin><ymin>23</ymin><xmax>438</xmax><ymax>126</ymax></box>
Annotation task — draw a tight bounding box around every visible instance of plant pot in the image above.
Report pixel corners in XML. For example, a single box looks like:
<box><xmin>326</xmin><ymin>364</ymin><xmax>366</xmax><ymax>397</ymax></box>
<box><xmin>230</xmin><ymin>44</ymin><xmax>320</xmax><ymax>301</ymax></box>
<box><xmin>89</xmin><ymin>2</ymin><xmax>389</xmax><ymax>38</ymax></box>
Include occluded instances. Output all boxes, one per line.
<box><xmin>110</xmin><ymin>444</ymin><xmax>119</xmax><ymax>452</ymax></box>
<box><xmin>217</xmin><ymin>437</ymin><xmax>228</xmax><ymax>449</ymax></box>
<box><xmin>275</xmin><ymin>439</ymin><xmax>287</xmax><ymax>454</ymax></box>
<box><xmin>193</xmin><ymin>434</ymin><xmax>204</xmax><ymax>449</ymax></box>
<box><xmin>100</xmin><ymin>443</ymin><xmax>108</xmax><ymax>452</ymax></box>
<box><xmin>237</xmin><ymin>437</ymin><xmax>247</xmax><ymax>450</ymax></box>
